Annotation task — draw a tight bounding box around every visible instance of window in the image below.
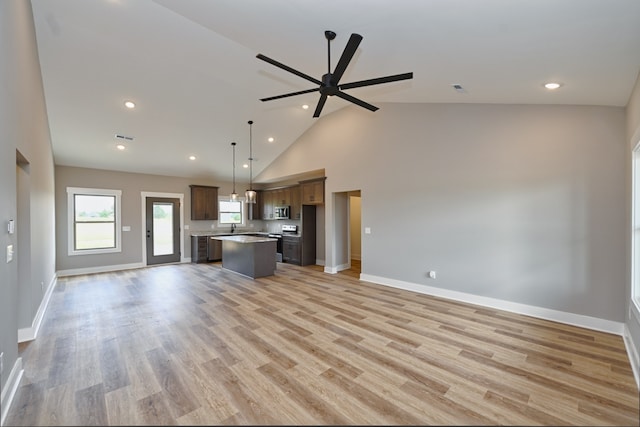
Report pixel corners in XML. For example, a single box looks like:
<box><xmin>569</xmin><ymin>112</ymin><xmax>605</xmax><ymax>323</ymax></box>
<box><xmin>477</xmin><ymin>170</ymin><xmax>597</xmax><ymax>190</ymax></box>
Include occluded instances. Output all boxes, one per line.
<box><xmin>218</xmin><ymin>199</ymin><xmax>243</xmax><ymax>224</ymax></box>
<box><xmin>67</xmin><ymin>187</ymin><xmax>122</xmax><ymax>255</ymax></box>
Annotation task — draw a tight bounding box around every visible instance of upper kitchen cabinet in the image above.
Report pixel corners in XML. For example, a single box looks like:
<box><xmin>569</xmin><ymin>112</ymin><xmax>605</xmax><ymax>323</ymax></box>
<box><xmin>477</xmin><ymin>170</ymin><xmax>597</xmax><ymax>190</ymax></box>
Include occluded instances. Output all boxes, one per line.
<box><xmin>290</xmin><ymin>185</ymin><xmax>301</xmax><ymax>220</ymax></box>
<box><xmin>274</xmin><ymin>187</ymin><xmax>291</xmax><ymax>206</ymax></box>
<box><xmin>190</xmin><ymin>185</ymin><xmax>219</xmax><ymax>220</ymax></box>
<box><xmin>249</xmin><ymin>190</ymin><xmax>263</xmax><ymax>220</ymax></box>
<box><xmin>300</xmin><ymin>177</ymin><xmax>325</xmax><ymax>205</ymax></box>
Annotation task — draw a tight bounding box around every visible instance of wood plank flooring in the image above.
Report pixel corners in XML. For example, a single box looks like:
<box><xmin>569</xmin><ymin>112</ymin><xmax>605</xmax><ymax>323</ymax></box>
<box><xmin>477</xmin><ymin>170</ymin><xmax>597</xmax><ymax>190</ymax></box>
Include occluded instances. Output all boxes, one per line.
<box><xmin>6</xmin><ymin>261</ymin><xmax>639</xmax><ymax>426</ymax></box>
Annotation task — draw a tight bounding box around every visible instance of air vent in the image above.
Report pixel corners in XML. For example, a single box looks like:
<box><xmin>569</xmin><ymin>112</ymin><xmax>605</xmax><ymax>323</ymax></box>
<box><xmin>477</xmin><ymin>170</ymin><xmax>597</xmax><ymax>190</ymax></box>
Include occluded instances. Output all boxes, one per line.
<box><xmin>115</xmin><ymin>134</ymin><xmax>134</xmax><ymax>141</ymax></box>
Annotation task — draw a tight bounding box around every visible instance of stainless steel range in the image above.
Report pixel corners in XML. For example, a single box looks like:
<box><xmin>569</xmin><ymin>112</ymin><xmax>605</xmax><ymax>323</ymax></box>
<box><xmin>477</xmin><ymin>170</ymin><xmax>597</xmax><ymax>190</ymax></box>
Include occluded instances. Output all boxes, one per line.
<box><xmin>269</xmin><ymin>225</ymin><xmax>298</xmax><ymax>262</ymax></box>
<box><xmin>281</xmin><ymin>224</ymin><xmax>298</xmax><ymax>235</ymax></box>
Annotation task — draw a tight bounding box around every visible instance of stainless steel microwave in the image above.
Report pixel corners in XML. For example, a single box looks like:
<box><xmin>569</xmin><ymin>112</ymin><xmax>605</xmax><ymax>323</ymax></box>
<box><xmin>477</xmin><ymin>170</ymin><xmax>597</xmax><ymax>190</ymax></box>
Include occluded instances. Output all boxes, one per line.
<box><xmin>274</xmin><ymin>205</ymin><xmax>290</xmax><ymax>220</ymax></box>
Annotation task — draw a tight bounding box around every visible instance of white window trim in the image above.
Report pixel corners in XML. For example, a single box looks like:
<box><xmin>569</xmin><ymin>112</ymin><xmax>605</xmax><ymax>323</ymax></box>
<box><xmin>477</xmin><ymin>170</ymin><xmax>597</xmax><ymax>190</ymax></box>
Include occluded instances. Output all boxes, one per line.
<box><xmin>218</xmin><ymin>196</ymin><xmax>246</xmax><ymax>226</ymax></box>
<box><xmin>67</xmin><ymin>187</ymin><xmax>122</xmax><ymax>256</ymax></box>
<box><xmin>632</xmin><ymin>144</ymin><xmax>640</xmax><ymax>313</ymax></box>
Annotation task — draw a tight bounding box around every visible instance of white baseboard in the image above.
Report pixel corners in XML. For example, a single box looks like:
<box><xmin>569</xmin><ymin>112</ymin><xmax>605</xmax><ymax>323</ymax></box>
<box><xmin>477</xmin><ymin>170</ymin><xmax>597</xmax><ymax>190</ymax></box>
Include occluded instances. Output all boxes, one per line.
<box><xmin>623</xmin><ymin>323</ymin><xmax>640</xmax><ymax>390</ymax></box>
<box><xmin>1</xmin><ymin>357</ymin><xmax>23</xmax><ymax>427</ymax></box>
<box><xmin>624</xmin><ymin>305</ymin><xmax>640</xmax><ymax>389</ymax></box>
<box><xmin>57</xmin><ymin>262</ymin><xmax>145</xmax><ymax>277</ymax></box>
<box><xmin>325</xmin><ymin>262</ymin><xmax>350</xmax><ymax>274</ymax></box>
<box><xmin>359</xmin><ymin>273</ymin><xmax>626</xmax><ymax>336</ymax></box>
<box><xmin>18</xmin><ymin>274</ymin><xmax>57</xmax><ymax>343</ymax></box>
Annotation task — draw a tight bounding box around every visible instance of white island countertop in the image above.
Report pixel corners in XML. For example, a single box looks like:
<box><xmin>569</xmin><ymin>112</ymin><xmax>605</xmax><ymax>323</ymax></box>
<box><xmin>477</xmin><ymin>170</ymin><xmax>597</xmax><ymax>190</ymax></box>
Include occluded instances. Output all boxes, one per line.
<box><xmin>211</xmin><ymin>235</ymin><xmax>277</xmax><ymax>244</ymax></box>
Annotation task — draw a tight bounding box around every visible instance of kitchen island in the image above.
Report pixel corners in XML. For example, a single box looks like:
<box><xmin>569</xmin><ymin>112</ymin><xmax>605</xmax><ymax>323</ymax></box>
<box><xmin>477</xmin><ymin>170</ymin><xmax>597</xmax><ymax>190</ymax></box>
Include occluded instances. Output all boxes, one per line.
<box><xmin>211</xmin><ymin>235</ymin><xmax>277</xmax><ymax>279</ymax></box>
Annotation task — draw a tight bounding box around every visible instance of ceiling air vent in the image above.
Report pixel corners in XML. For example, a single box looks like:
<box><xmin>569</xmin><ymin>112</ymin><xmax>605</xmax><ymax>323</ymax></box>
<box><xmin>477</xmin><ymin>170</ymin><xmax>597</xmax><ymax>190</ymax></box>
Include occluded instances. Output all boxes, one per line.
<box><xmin>451</xmin><ymin>84</ymin><xmax>466</xmax><ymax>93</ymax></box>
<box><xmin>115</xmin><ymin>134</ymin><xmax>134</xmax><ymax>141</ymax></box>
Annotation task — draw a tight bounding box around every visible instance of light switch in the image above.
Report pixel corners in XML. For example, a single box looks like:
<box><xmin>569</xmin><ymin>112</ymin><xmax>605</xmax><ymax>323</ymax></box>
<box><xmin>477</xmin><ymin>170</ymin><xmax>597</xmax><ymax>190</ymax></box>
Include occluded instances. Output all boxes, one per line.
<box><xmin>6</xmin><ymin>244</ymin><xmax>14</xmax><ymax>263</ymax></box>
<box><xmin>364</xmin><ymin>227</ymin><xmax>371</xmax><ymax>234</ymax></box>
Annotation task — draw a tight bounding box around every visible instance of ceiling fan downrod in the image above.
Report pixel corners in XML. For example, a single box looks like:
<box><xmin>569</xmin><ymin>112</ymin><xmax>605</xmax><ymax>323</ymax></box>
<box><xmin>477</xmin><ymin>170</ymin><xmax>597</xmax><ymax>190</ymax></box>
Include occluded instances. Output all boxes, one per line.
<box><xmin>325</xmin><ymin>30</ymin><xmax>336</xmax><ymax>75</ymax></box>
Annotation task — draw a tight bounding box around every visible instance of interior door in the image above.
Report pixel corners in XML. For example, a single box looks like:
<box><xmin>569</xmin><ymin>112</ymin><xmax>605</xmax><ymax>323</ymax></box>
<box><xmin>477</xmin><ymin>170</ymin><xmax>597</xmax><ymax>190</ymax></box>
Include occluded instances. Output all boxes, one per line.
<box><xmin>146</xmin><ymin>197</ymin><xmax>181</xmax><ymax>265</ymax></box>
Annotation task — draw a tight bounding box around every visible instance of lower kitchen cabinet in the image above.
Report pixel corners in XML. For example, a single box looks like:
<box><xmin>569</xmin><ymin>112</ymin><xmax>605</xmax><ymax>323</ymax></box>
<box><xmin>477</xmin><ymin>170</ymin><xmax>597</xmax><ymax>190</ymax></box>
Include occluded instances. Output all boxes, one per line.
<box><xmin>283</xmin><ymin>236</ymin><xmax>301</xmax><ymax>265</ymax></box>
<box><xmin>191</xmin><ymin>236</ymin><xmax>208</xmax><ymax>263</ymax></box>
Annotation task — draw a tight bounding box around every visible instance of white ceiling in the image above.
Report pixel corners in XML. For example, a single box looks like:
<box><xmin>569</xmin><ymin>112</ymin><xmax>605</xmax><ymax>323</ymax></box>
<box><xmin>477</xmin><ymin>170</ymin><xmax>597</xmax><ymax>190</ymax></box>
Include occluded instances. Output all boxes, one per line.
<box><xmin>31</xmin><ymin>0</ymin><xmax>640</xmax><ymax>183</ymax></box>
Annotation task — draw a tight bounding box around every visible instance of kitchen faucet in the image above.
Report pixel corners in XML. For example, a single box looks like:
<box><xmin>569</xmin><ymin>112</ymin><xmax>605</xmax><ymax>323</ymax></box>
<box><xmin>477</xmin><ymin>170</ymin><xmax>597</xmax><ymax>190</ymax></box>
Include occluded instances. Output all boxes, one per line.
<box><xmin>231</xmin><ymin>223</ymin><xmax>236</xmax><ymax>233</ymax></box>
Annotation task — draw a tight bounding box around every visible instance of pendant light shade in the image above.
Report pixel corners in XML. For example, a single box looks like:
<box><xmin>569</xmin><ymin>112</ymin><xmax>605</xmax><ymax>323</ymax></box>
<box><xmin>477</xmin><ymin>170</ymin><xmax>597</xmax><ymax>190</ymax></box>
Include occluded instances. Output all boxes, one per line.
<box><xmin>245</xmin><ymin>120</ymin><xmax>257</xmax><ymax>204</ymax></box>
<box><xmin>230</xmin><ymin>142</ymin><xmax>238</xmax><ymax>201</ymax></box>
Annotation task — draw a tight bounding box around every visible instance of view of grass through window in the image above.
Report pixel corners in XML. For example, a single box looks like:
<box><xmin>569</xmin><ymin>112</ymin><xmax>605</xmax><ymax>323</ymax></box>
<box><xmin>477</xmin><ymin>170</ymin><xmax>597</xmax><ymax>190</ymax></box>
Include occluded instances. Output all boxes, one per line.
<box><xmin>153</xmin><ymin>203</ymin><xmax>174</xmax><ymax>256</ymax></box>
<box><xmin>74</xmin><ymin>194</ymin><xmax>116</xmax><ymax>250</ymax></box>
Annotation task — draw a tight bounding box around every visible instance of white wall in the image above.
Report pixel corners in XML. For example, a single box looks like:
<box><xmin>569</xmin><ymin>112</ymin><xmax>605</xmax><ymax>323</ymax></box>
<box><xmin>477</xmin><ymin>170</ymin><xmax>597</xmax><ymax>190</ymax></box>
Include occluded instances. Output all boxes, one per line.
<box><xmin>258</xmin><ymin>103</ymin><xmax>627</xmax><ymax>325</ymax></box>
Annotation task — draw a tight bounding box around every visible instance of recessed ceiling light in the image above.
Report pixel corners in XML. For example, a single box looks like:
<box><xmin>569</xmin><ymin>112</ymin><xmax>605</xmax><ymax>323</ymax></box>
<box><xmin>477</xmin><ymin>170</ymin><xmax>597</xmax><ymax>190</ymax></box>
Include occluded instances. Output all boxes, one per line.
<box><xmin>189</xmin><ymin>155</ymin><xmax>196</xmax><ymax>160</ymax></box>
<box><xmin>544</xmin><ymin>82</ymin><xmax>562</xmax><ymax>90</ymax></box>
<box><xmin>243</xmin><ymin>163</ymin><xmax>249</xmax><ymax>168</ymax></box>
<box><xmin>302</xmin><ymin>104</ymin><xmax>309</xmax><ymax>110</ymax></box>
<box><xmin>116</xmin><ymin>144</ymin><xmax>125</xmax><ymax>150</ymax></box>
<box><xmin>124</xmin><ymin>100</ymin><xmax>136</xmax><ymax>109</ymax></box>
<box><xmin>268</xmin><ymin>137</ymin><xmax>274</xmax><ymax>143</ymax></box>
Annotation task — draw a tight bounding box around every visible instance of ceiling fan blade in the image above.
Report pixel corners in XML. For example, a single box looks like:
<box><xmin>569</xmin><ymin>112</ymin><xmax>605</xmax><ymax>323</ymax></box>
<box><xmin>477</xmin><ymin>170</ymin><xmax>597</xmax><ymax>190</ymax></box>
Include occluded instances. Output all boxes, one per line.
<box><xmin>260</xmin><ymin>87</ymin><xmax>320</xmax><ymax>102</ymax></box>
<box><xmin>339</xmin><ymin>72</ymin><xmax>413</xmax><ymax>90</ymax></box>
<box><xmin>334</xmin><ymin>91</ymin><xmax>379</xmax><ymax>112</ymax></box>
<box><xmin>313</xmin><ymin>94</ymin><xmax>328</xmax><ymax>118</ymax></box>
<box><xmin>257</xmin><ymin>53</ymin><xmax>323</xmax><ymax>86</ymax></box>
<box><xmin>330</xmin><ymin>33</ymin><xmax>363</xmax><ymax>86</ymax></box>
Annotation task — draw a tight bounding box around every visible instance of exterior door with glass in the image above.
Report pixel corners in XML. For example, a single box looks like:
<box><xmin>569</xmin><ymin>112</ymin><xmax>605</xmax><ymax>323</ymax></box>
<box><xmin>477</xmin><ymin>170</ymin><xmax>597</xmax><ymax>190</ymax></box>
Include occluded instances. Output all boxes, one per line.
<box><xmin>145</xmin><ymin>197</ymin><xmax>180</xmax><ymax>265</ymax></box>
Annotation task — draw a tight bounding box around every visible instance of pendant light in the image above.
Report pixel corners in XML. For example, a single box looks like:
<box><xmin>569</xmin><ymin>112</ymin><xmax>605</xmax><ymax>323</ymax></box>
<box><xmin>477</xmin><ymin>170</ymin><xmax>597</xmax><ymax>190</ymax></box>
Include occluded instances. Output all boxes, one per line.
<box><xmin>230</xmin><ymin>142</ymin><xmax>238</xmax><ymax>201</ymax></box>
<box><xmin>245</xmin><ymin>120</ymin><xmax>257</xmax><ymax>204</ymax></box>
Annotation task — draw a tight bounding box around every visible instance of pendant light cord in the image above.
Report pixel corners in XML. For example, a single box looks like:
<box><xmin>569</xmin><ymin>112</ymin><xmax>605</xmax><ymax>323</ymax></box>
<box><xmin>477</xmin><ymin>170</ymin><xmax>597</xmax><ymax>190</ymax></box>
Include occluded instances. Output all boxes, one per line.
<box><xmin>231</xmin><ymin>142</ymin><xmax>236</xmax><ymax>194</ymax></box>
<box><xmin>248</xmin><ymin>120</ymin><xmax>253</xmax><ymax>191</ymax></box>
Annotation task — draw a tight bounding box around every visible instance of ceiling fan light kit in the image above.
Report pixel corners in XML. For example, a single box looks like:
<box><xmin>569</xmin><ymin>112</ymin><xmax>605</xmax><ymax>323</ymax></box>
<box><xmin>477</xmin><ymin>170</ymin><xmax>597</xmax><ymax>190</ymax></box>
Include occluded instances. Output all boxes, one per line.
<box><xmin>257</xmin><ymin>30</ymin><xmax>413</xmax><ymax>118</ymax></box>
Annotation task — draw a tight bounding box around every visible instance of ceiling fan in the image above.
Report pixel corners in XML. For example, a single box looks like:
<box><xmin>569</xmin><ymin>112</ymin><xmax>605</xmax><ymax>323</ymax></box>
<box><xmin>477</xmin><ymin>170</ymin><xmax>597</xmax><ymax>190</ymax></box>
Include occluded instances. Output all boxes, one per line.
<box><xmin>256</xmin><ymin>30</ymin><xmax>413</xmax><ymax>118</ymax></box>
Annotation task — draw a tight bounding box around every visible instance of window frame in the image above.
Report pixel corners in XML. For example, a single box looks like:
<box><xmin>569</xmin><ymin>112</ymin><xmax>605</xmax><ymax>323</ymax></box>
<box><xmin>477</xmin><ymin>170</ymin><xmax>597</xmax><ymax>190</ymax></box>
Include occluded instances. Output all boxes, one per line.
<box><xmin>632</xmin><ymin>144</ymin><xmax>640</xmax><ymax>313</ymax></box>
<box><xmin>218</xmin><ymin>197</ymin><xmax>245</xmax><ymax>226</ymax></box>
<box><xmin>67</xmin><ymin>187</ymin><xmax>122</xmax><ymax>256</ymax></box>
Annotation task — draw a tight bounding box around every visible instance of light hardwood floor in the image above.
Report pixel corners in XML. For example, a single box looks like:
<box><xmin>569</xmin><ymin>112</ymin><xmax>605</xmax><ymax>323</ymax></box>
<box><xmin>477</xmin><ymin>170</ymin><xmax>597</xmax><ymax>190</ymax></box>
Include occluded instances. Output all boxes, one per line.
<box><xmin>6</xmin><ymin>261</ymin><xmax>639</xmax><ymax>426</ymax></box>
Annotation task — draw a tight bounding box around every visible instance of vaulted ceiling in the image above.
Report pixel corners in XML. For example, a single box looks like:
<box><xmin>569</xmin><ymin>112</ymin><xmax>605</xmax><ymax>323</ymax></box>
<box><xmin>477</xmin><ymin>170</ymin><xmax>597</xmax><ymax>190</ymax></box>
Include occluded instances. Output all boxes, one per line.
<box><xmin>30</xmin><ymin>0</ymin><xmax>640</xmax><ymax>182</ymax></box>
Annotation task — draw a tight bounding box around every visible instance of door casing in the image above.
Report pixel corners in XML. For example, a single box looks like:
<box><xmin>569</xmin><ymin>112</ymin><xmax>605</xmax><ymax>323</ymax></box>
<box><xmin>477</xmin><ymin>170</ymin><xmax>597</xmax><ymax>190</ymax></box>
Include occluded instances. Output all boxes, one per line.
<box><xmin>141</xmin><ymin>192</ymin><xmax>185</xmax><ymax>265</ymax></box>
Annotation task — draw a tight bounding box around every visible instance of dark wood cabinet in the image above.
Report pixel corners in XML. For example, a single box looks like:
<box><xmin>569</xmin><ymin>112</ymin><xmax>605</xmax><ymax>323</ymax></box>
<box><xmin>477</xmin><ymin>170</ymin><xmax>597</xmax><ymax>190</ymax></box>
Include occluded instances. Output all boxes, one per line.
<box><xmin>300</xmin><ymin>204</ymin><xmax>316</xmax><ymax>266</ymax></box>
<box><xmin>274</xmin><ymin>187</ymin><xmax>291</xmax><ymax>206</ymax></box>
<box><xmin>290</xmin><ymin>185</ymin><xmax>301</xmax><ymax>220</ymax></box>
<box><xmin>249</xmin><ymin>190</ymin><xmax>263</xmax><ymax>220</ymax></box>
<box><xmin>262</xmin><ymin>190</ymin><xmax>274</xmax><ymax>220</ymax></box>
<box><xmin>301</xmin><ymin>178</ymin><xmax>325</xmax><ymax>205</ymax></box>
<box><xmin>190</xmin><ymin>185</ymin><xmax>219</xmax><ymax>220</ymax></box>
<box><xmin>283</xmin><ymin>235</ymin><xmax>301</xmax><ymax>265</ymax></box>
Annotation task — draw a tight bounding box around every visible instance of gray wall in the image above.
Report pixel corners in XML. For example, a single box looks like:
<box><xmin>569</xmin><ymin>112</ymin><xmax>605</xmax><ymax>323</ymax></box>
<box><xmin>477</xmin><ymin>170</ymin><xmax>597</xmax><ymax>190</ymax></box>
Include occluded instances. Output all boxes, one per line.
<box><xmin>55</xmin><ymin>166</ymin><xmax>249</xmax><ymax>272</ymax></box>
<box><xmin>257</xmin><ymin>103</ymin><xmax>627</xmax><ymax>324</ymax></box>
<box><xmin>1</xmin><ymin>0</ymin><xmax>56</xmax><ymax>414</ymax></box>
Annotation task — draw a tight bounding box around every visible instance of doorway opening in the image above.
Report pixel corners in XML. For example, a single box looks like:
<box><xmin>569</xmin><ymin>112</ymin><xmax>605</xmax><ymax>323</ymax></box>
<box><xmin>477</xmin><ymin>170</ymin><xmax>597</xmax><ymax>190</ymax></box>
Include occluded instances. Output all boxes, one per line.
<box><xmin>331</xmin><ymin>190</ymin><xmax>361</xmax><ymax>277</ymax></box>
